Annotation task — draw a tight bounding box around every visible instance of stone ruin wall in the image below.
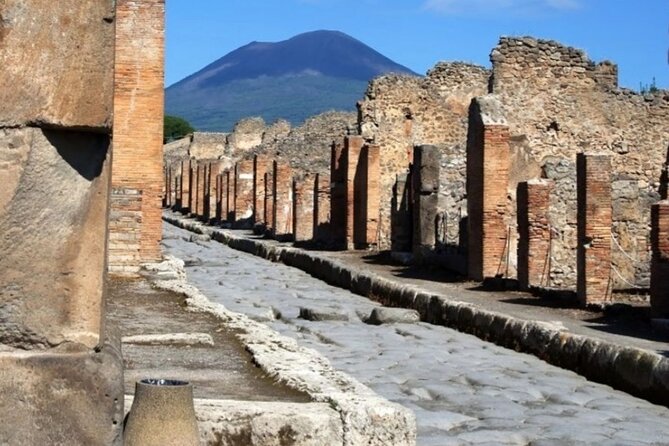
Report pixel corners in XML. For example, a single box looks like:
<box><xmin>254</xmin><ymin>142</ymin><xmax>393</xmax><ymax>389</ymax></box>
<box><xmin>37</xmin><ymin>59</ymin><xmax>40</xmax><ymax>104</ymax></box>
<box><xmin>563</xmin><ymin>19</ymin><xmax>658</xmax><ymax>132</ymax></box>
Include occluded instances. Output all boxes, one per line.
<box><xmin>358</xmin><ymin>63</ymin><xmax>490</xmax><ymax>250</ymax></box>
<box><xmin>490</xmin><ymin>37</ymin><xmax>669</xmax><ymax>288</ymax></box>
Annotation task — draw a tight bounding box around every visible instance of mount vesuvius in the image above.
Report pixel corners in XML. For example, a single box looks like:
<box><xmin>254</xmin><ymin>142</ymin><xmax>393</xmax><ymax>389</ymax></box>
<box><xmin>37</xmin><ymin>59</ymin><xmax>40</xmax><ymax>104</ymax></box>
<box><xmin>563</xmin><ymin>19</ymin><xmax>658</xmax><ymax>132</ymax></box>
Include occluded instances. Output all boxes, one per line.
<box><xmin>165</xmin><ymin>30</ymin><xmax>418</xmax><ymax>132</ymax></box>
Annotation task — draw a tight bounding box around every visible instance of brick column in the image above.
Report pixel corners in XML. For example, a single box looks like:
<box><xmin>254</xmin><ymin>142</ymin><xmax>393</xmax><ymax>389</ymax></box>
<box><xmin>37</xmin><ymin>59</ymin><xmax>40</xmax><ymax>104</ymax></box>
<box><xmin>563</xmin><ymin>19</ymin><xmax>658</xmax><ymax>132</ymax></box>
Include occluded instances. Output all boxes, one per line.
<box><xmin>517</xmin><ymin>179</ymin><xmax>553</xmax><ymax>291</ymax></box>
<box><xmin>188</xmin><ymin>162</ymin><xmax>195</xmax><ymax>213</ymax></box>
<box><xmin>209</xmin><ymin>162</ymin><xmax>224</xmax><ymax>223</ymax></box>
<box><xmin>293</xmin><ymin>175</ymin><xmax>315</xmax><ymax>242</ymax></box>
<box><xmin>264</xmin><ymin>170</ymin><xmax>275</xmax><ymax>233</ymax></box>
<box><xmin>163</xmin><ymin>165</ymin><xmax>171</xmax><ymax>208</ymax></box>
<box><xmin>222</xmin><ymin>170</ymin><xmax>231</xmax><ymax>222</ymax></box>
<box><xmin>391</xmin><ymin>172</ymin><xmax>413</xmax><ymax>252</ymax></box>
<box><xmin>111</xmin><ymin>0</ymin><xmax>164</xmax><ymax>264</ymax></box>
<box><xmin>577</xmin><ymin>153</ymin><xmax>613</xmax><ymax>306</ymax></box>
<box><xmin>175</xmin><ymin>175</ymin><xmax>182</xmax><ymax>210</ymax></box>
<box><xmin>254</xmin><ymin>155</ymin><xmax>272</xmax><ymax>226</ymax></box>
<box><xmin>467</xmin><ymin>96</ymin><xmax>510</xmax><ymax>281</ymax></box>
<box><xmin>195</xmin><ymin>162</ymin><xmax>205</xmax><ymax>218</ymax></box>
<box><xmin>234</xmin><ymin>159</ymin><xmax>254</xmax><ymax>228</ymax></box>
<box><xmin>272</xmin><ymin>161</ymin><xmax>293</xmax><ymax>240</ymax></box>
<box><xmin>650</xmin><ymin>200</ymin><xmax>669</xmax><ymax>318</ymax></box>
<box><xmin>180</xmin><ymin>160</ymin><xmax>191</xmax><ymax>213</ymax></box>
<box><xmin>202</xmin><ymin>163</ymin><xmax>211</xmax><ymax>222</ymax></box>
<box><xmin>353</xmin><ymin>144</ymin><xmax>381</xmax><ymax>249</ymax></box>
<box><xmin>330</xmin><ymin>141</ymin><xmax>347</xmax><ymax>247</ymax></box>
<box><xmin>314</xmin><ymin>173</ymin><xmax>331</xmax><ymax>242</ymax></box>
<box><xmin>345</xmin><ymin>135</ymin><xmax>364</xmax><ymax>249</ymax></box>
<box><xmin>412</xmin><ymin>145</ymin><xmax>441</xmax><ymax>263</ymax></box>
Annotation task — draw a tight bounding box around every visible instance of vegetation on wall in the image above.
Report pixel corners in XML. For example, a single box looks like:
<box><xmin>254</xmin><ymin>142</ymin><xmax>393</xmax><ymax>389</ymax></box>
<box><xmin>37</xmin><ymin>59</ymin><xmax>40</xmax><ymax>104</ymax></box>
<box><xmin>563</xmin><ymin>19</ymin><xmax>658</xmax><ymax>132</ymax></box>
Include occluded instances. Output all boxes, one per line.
<box><xmin>164</xmin><ymin>115</ymin><xmax>195</xmax><ymax>143</ymax></box>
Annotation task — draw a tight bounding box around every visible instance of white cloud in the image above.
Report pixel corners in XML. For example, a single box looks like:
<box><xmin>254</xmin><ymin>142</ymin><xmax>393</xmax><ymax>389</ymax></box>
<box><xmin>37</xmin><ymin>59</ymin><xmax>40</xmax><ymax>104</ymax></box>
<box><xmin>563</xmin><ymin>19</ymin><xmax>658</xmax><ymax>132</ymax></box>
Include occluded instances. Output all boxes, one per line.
<box><xmin>423</xmin><ymin>0</ymin><xmax>580</xmax><ymax>15</ymax></box>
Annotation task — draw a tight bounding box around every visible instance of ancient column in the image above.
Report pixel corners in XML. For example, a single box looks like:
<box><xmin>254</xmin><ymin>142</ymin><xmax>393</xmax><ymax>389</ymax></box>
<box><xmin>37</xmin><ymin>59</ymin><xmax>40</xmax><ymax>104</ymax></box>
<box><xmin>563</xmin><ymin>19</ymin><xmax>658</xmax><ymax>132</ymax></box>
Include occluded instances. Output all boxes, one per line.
<box><xmin>202</xmin><ymin>163</ymin><xmax>211</xmax><ymax>222</ymax></box>
<box><xmin>577</xmin><ymin>153</ymin><xmax>613</xmax><ymax>306</ymax></box>
<box><xmin>264</xmin><ymin>171</ymin><xmax>275</xmax><ymax>233</ymax></box>
<box><xmin>412</xmin><ymin>145</ymin><xmax>441</xmax><ymax>264</ymax></box>
<box><xmin>0</xmin><ymin>1</ymin><xmax>123</xmax><ymax>443</ymax></box>
<box><xmin>314</xmin><ymin>173</ymin><xmax>332</xmax><ymax>242</ymax></box>
<box><xmin>181</xmin><ymin>159</ymin><xmax>192</xmax><ymax>213</ymax></box>
<box><xmin>195</xmin><ymin>162</ymin><xmax>205</xmax><ymax>217</ymax></box>
<box><xmin>345</xmin><ymin>135</ymin><xmax>365</xmax><ymax>249</ymax></box>
<box><xmin>354</xmin><ymin>144</ymin><xmax>381</xmax><ymax>249</ymax></box>
<box><xmin>517</xmin><ymin>179</ymin><xmax>553</xmax><ymax>291</ymax></box>
<box><xmin>222</xmin><ymin>170</ymin><xmax>232</xmax><ymax>222</ymax></box>
<box><xmin>293</xmin><ymin>175</ymin><xmax>315</xmax><ymax>242</ymax></box>
<box><xmin>209</xmin><ymin>162</ymin><xmax>224</xmax><ymax>223</ymax></box>
<box><xmin>273</xmin><ymin>161</ymin><xmax>293</xmax><ymax>240</ymax></box>
<box><xmin>234</xmin><ymin>159</ymin><xmax>255</xmax><ymax>228</ymax></box>
<box><xmin>111</xmin><ymin>0</ymin><xmax>165</xmax><ymax>271</ymax></box>
<box><xmin>330</xmin><ymin>140</ymin><xmax>347</xmax><ymax>247</ymax></box>
<box><xmin>467</xmin><ymin>95</ymin><xmax>510</xmax><ymax>281</ymax></box>
<box><xmin>650</xmin><ymin>200</ymin><xmax>669</xmax><ymax>318</ymax></box>
<box><xmin>254</xmin><ymin>155</ymin><xmax>272</xmax><ymax>226</ymax></box>
<box><xmin>188</xmin><ymin>162</ymin><xmax>195</xmax><ymax>213</ymax></box>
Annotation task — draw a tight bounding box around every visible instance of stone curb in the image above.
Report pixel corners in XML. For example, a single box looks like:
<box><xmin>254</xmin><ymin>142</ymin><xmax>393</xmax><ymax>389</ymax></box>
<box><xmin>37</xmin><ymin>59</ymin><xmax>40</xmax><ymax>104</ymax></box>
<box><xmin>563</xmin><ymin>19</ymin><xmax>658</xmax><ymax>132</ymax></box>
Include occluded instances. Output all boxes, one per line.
<box><xmin>164</xmin><ymin>212</ymin><xmax>669</xmax><ymax>407</ymax></box>
<box><xmin>150</xmin><ymin>227</ymin><xmax>417</xmax><ymax>446</ymax></box>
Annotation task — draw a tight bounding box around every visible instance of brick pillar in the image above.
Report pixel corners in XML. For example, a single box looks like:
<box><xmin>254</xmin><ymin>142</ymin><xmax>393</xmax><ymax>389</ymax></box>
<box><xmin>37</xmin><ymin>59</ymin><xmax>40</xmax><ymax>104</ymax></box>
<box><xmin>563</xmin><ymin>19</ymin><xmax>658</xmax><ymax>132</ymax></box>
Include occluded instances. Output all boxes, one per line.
<box><xmin>517</xmin><ymin>179</ymin><xmax>553</xmax><ymax>291</ymax></box>
<box><xmin>577</xmin><ymin>153</ymin><xmax>613</xmax><ymax>306</ymax></box>
<box><xmin>175</xmin><ymin>175</ymin><xmax>182</xmax><ymax>209</ymax></box>
<box><xmin>163</xmin><ymin>165</ymin><xmax>170</xmax><ymax>208</ymax></box>
<box><xmin>202</xmin><ymin>163</ymin><xmax>211</xmax><ymax>222</ymax></box>
<box><xmin>187</xmin><ymin>162</ymin><xmax>195</xmax><ymax>213</ymax></box>
<box><xmin>264</xmin><ymin>171</ymin><xmax>275</xmax><ymax>233</ymax></box>
<box><xmin>233</xmin><ymin>160</ymin><xmax>254</xmax><ymax>228</ymax></box>
<box><xmin>293</xmin><ymin>175</ymin><xmax>315</xmax><ymax>242</ymax></box>
<box><xmin>651</xmin><ymin>200</ymin><xmax>669</xmax><ymax>318</ymax></box>
<box><xmin>111</xmin><ymin>0</ymin><xmax>165</xmax><ymax>264</ymax></box>
<box><xmin>222</xmin><ymin>170</ymin><xmax>231</xmax><ymax>222</ymax></box>
<box><xmin>391</xmin><ymin>172</ymin><xmax>413</xmax><ymax>252</ymax></box>
<box><xmin>314</xmin><ymin>173</ymin><xmax>331</xmax><ymax>242</ymax></box>
<box><xmin>345</xmin><ymin>135</ymin><xmax>364</xmax><ymax>250</ymax></box>
<box><xmin>412</xmin><ymin>145</ymin><xmax>441</xmax><ymax>263</ymax></box>
<box><xmin>180</xmin><ymin>160</ymin><xmax>191</xmax><ymax>213</ymax></box>
<box><xmin>353</xmin><ymin>144</ymin><xmax>381</xmax><ymax>248</ymax></box>
<box><xmin>330</xmin><ymin>140</ymin><xmax>347</xmax><ymax>247</ymax></box>
<box><xmin>272</xmin><ymin>161</ymin><xmax>293</xmax><ymax>240</ymax></box>
<box><xmin>209</xmin><ymin>162</ymin><xmax>224</xmax><ymax>223</ymax></box>
<box><xmin>195</xmin><ymin>163</ymin><xmax>205</xmax><ymax>218</ymax></box>
<box><xmin>467</xmin><ymin>96</ymin><xmax>510</xmax><ymax>281</ymax></box>
<box><xmin>254</xmin><ymin>155</ymin><xmax>272</xmax><ymax>226</ymax></box>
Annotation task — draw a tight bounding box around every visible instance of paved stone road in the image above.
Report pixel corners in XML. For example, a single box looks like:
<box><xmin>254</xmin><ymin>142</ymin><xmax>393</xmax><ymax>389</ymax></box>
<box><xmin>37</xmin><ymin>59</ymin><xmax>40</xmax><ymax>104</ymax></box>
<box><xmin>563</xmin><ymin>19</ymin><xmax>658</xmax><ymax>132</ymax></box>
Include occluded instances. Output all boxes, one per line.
<box><xmin>163</xmin><ymin>224</ymin><xmax>669</xmax><ymax>446</ymax></box>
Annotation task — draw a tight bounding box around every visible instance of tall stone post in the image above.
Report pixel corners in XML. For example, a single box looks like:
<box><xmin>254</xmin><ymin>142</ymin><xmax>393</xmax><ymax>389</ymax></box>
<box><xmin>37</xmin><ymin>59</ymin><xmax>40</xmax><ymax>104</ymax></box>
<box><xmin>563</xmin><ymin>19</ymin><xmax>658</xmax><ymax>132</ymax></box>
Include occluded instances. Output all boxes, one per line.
<box><xmin>111</xmin><ymin>0</ymin><xmax>165</xmax><ymax>271</ymax></box>
<box><xmin>273</xmin><ymin>161</ymin><xmax>293</xmax><ymax>240</ymax></box>
<box><xmin>391</xmin><ymin>172</ymin><xmax>413</xmax><ymax>253</ymax></box>
<box><xmin>577</xmin><ymin>153</ymin><xmax>613</xmax><ymax>306</ymax></box>
<box><xmin>650</xmin><ymin>200</ymin><xmax>669</xmax><ymax>318</ymax></box>
<box><xmin>517</xmin><ymin>179</ymin><xmax>553</xmax><ymax>290</ymax></box>
<box><xmin>314</xmin><ymin>173</ymin><xmax>331</xmax><ymax>242</ymax></box>
<box><xmin>222</xmin><ymin>170</ymin><xmax>232</xmax><ymax>222</ymax></box>
<box><xmin>345</xmin><ymin>135</ymin><xmax>365</xmax><ymax>250</ymax></box>
<box><xmin>188</xmin><ymin>162</ymin><xmax>195</xmax><ymax>213</ymax></box>
<box><xmin>412</xmin><ymin>145</ymin><xmax>441</xmax><ymax>263</ymax></box>
<box><xmin>293</xmin><ymin>175</ymin><xmax>315</xmax><ymax>242</ymax></box>
<box><xmin>330</xmin><ymin>141</ymin><xmax>347</xmax><ymax>247</ymax></box>
<box><xmin>234</xmin><ymin>159</ymin><xmax>255</xmax><ymax>228</ymax></box>
<box><xmin>0</xmin><ymin>1</ymin><xmax>123</xmax><ymax>443</ymax></box>
<box><xmin>163</xmin><ymin>164</ymin><xmax>171</xmax><ymax>208</ymax></box>
<box><xmin>254</xmin><ymin>155</ymin><xmax>272</xmax><ymax>226</ymax></box>
<box><xmin>175</xmin><ymin>175</ymin><xmax>182</xmax><ymax>209</ymax></box>
<box><xmin>202</xmin><ymin>163</ymin><xmax>211</xmax><ymax>222</ymax></box>
<box><xmin>195</xmin><ymin>162</ymin><xmax>205</xmax><ymax>217</ymax></box>
<box><xmin>209</xmin><ymin>162</ymin><xmax>224</xmax><ymax>223</ymax></box>
<box><xmin>467</xmin><ymin>96</ymin><xmax>510</xmax><ymax>281</ymax></box>
<box><xmin>264</xmin><ymin>171</ymin><xmax>275</xmax><ymax>234</ymax></box>
<box><xmin>181</xmin><ymin>159</ymin><xmax>191</xmax><ymax>213</ymax></box>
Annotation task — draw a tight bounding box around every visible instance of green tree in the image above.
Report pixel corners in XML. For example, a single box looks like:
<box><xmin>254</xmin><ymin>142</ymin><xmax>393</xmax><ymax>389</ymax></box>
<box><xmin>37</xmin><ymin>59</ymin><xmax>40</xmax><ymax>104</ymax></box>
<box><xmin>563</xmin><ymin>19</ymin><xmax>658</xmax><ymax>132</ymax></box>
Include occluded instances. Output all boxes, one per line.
<box><xmin>164</xmin><ymin>115</ymin><xmax>195</xmax><ymax>143</ymax></box>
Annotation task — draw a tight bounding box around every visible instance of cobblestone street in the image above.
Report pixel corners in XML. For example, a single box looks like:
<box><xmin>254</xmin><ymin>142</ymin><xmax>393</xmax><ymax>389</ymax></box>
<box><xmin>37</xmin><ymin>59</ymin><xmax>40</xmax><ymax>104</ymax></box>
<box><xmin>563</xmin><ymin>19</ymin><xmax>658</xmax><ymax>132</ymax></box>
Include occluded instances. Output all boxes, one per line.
<box><xmin>164</xmin><ymin>224</ymin><xmax>669</xmax><ymax>446</ymax></box>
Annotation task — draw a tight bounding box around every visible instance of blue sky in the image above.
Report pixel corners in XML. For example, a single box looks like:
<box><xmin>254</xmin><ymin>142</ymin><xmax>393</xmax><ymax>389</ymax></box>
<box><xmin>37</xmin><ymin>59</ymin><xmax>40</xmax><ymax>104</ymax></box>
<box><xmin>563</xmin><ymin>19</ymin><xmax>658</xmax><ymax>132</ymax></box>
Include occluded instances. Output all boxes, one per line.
<box><xmin>166</xmin><ymin>0</ymin><xmax>668</xmax><ymax>90</ymax></box>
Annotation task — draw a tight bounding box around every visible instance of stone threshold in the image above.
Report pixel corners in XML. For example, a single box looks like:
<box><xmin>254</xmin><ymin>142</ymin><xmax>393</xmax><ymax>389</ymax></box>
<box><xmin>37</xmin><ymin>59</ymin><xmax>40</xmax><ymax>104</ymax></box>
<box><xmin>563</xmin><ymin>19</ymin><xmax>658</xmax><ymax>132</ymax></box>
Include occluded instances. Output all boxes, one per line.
<box><xmin>164</xmin><ymin>210</ymin><xmax>669</xmax><ymax>407</ymax></box>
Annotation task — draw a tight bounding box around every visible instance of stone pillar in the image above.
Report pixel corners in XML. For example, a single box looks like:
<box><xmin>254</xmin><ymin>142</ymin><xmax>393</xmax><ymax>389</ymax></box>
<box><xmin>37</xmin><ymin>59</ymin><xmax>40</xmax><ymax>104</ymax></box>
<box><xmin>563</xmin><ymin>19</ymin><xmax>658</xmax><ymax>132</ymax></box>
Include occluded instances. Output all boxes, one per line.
<box><xmin>175</xmin><ymin>175</ymin><xmax>182</xmax><ymax>209</ymax></box>
<box><xmin>111</xmin><ymin>0</ymin><xmax>165</xmax><ymax>267</ymax></box>
<box><xmin>195</xmin><ymin>162</ymin><xmax>205</xmax><ymax>218</ymax></box>
<box><xmin>163</xmin><ymin>164</ymin><xmax>171</xmax><ymax>208</ymax></box>
<box><xmin>273</xmin><ymin>161</ymin><xmax>293</xmax><ymax>240</ymax></box>
<box><xmin>202</xmin><ymin>163</ymin><xmax>211</xmax><ymax>222</ymax></box>
<box><xmin>209</xmin><ymin>162</ymin><xmax>224</xmax><ymax>223</ymax></box>
<box><xmin>517</xmin><ymin>179</ymin><xmax>553</xmax><ymax>291</ymax></box>
<box><xmin>188</xmin><ymin>162</ymin><xmax>195</xmax><ymax>213</ymax></box>
<box><xmin>412</xmin><ymin>145</ymin><xmax>441</xmax><ymax>263</ymax></box>
<box><xmin>181</xmin><ymin>159</ymin><xmax>191</xmax><ymax>213</ymax></box>
<box><xmin>577</xmin><ymin>153</ymin><xmax>613</xmax><ymax>306</ymax></box>
<box><xmin>234</xmin><ymin>160</ymin><xmax>254</xmax><ymax>228</ymax></box>
<box><xmin>391</xmin><ymin>172</ymin><xmax>413</xmax><ymax>252</ymax></box>
<box><xmin>264</xmin><ymin>171</ymin><xmax>275</xmax><ymax>233</ymax></box>
<box><xmin>314</xmin><ymin>173</ymin><xmax>331</xmax><ymax>242</ymax></box>
<box><xmin>293</xmin><ymin>175</ymin><xmax>315</xmax><ymax>242</ymax></box>
<box><xmin>467</xmin><ymin>96</ymin><xmax>510</xmax><ymax>281</ymax></box>
<box><xmin>0</xmin><ymin>1</ymin><xmax>122</xmax><ymax>443</ymax></box>
<box><xmin>222</xmin><ymin>170</ymin><xmax>232</xmax><ymax>222</ymax></box>
<box><xmin>330</xmin><ymin>140</ymin><xmax>347</xmax><ymax>247</ymax></box>
<box><xmin>345</xmin><ymin>135</ymin><xmax>365</xmax><ymax>250</ymax></box>
<box><xmin>254</xmin><ymin>155</ymin><xmax>272</xmax><ymax>226</ymax></box>
<box><xmin>651</xmin><ymin>200</ymin><xmax>669</xmax><ymax>318</ymax></box>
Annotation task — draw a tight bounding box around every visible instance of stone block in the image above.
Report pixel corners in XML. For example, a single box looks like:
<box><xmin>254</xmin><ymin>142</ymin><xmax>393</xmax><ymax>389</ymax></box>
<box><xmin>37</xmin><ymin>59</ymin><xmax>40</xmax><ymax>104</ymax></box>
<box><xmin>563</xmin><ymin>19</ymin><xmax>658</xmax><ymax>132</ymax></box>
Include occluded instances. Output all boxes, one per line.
<box><xmin>0</xmin><ymin>0</ymin><xmax>115</xmax><ymax>128</ymax></box>
<box><xmin>365</xmin><ymin>307</ymin><xmax>420</xmax><ymax>325</ymax></box>
<box><xmin>412</xmin><ymin>145</ymin><xmax>441</xmax><ymax>263</ymax></box>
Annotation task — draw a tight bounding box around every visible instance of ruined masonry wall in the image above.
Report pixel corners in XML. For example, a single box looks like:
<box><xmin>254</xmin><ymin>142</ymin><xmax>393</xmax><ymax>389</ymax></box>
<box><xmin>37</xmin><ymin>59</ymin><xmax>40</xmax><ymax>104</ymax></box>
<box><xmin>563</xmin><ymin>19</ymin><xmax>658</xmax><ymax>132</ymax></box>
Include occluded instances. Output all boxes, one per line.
<box><xmin>358</xmin><ymin>63</ymin><xmax>490</xmax><ymax>250</ymax></box>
